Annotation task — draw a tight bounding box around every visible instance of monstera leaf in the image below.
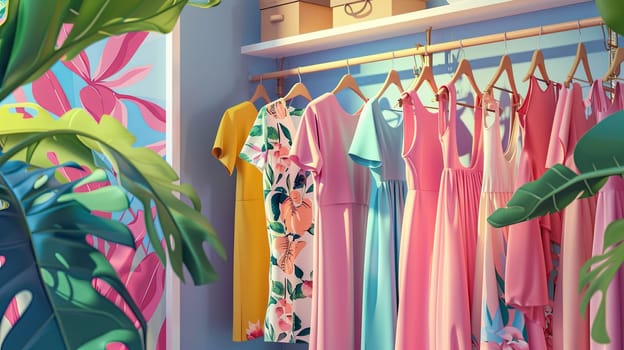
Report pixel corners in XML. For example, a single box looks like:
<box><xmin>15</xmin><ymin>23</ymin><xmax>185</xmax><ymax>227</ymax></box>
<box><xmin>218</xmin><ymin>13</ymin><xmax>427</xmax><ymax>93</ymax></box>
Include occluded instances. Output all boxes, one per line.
<box><xmin>0</xmin><ymin>0</ymin><xmax>220</xmax><ymax>102</ymax></box>
<box><xmin>0</xmin><ymin>103</ymin><xmax>225</xmax><ymax>285</ymax></box>
<box><xmin>488</xmin><ymin>110</ymin><xmax>624</xmax><ymax>343</ymax></box>
<box><xmin>0</xmin><ymin>159</ymin><xmax>147</xmax><ymax>349</ymax></box>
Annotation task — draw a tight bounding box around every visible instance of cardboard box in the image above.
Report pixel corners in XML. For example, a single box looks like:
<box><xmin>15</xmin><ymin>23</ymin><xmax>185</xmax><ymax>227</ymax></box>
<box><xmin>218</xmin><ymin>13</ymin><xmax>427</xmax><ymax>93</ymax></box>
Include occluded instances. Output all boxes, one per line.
<box><xmin>331</xmin><ymin>0</ymin><xmax>427</xmax><ymax>27</ymax></box>
<box><xmin>260</xmin><ymin>0</ymin><xmax>331</xmax><ymax>8</ymax></box>
<box><xmin>260</xmin><ymin>1</ymin><xmax>332</xmax><ymax>41</ymax></box>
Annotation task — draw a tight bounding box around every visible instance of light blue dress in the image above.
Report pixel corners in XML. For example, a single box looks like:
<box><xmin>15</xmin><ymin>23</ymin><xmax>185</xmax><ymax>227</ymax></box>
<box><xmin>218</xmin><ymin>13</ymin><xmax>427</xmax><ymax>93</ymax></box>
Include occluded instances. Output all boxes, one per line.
<box><xmin>348</xmin><ymin>97</ymin><xmax>407</xmax><ymax>350</ymax></box>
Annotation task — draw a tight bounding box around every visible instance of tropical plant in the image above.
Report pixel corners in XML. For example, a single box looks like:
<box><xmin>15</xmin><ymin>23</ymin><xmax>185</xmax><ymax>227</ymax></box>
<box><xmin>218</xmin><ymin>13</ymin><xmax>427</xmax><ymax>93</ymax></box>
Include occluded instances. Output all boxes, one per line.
<box><xmin>488</xmin><ymin>110</ymin><xmax>624</xmax><ymax>344</ymax></box>
<box><xmin>0</xmin><ymin>1</ymin><xmax>224</xmax><ymax>349</ymax></box>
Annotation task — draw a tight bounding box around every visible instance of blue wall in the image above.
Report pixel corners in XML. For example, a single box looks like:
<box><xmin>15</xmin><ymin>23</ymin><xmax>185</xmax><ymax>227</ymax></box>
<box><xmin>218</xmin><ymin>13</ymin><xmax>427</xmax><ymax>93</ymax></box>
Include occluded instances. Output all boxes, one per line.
<box><xmin>179</xmin><ymin>1</ymin><xmax>609</xmax><ymax>348</ymax></box>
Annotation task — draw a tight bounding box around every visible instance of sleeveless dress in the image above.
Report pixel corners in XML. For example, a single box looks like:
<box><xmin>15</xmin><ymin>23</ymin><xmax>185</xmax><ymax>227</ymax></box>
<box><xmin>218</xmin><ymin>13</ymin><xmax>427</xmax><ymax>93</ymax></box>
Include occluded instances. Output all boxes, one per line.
<box><xmin>549</xmin><ymin>82</ymin><xmax>603</xmax><ymax>350</ymax></box>
<box><xmin>395</xmin><ymin>89</ymin><xmax>443</xmax><ymax>350</ymax></box>
<box><xmin>429</xmin><ymin>83</ymin><xmax>484</xmax><ymax>350</ymax></box>
<box><xmin>211</xmin><ymin>101</ymin><xmax>269</xmax><ymax>341</ymax></box>
<box><xmin>505</xmin><ymin>77</ymin><xmax>559</xmax><ymax>349</ymax></box>
<box><xmin>591</xmin><ymin>81</ymin><xmax>624</xmax><ymax>350</ymax></box>
<box><xmin>240</xmin><ymin>99</ymin><xmax>314</xmax><ymax>343</ymax></box>
<box><xmin>349</xmin><ymin>97</ymin><xmax>407</xmax><ymax>350</ymax></box>
<box><xmin>473</xmin><ymin>93</ymin><xmax>526</xmax><ymax>349</ymax></box>
<box><xmin>289</xmin><ymin>93</ymin><xmax>371</xmax><ymax>350</ymax></box>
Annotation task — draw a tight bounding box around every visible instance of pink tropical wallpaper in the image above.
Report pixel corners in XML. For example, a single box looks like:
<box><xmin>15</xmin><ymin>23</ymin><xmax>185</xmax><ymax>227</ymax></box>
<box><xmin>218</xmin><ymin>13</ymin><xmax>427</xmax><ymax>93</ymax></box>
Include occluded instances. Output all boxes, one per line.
<box><xmin>1</xmin><ymin>28</ymin><xmax>169</xmax><ymax>349</ymax></box>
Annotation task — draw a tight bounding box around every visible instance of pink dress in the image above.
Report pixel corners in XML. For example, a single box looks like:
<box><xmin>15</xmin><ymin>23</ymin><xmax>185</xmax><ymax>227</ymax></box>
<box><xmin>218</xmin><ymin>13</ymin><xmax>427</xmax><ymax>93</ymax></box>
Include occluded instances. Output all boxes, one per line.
<box><xmin>473</xmin><ymin>93</ymin><xmax>526</xmax><ymax>349</ymax></box>
<box><xmin>289</xmin><ymin>93</ymin><xmax>370</xmax><ymax>350</ymax></box>
<box><xmin>429</xmin><ymin>83</ymin><xmax>484</xmax><ymax>350</ymax></box>
<box><xmin>549</xmin><ymin>82</ymin><xmax>602</xmax><ymax>350</ymax></box>
<box><xmin>591</xmin><ymin>82</ymin><xmax>624</xmax><ymax>350</ymax></box>
<box><xmin>395</xmin><ymin>89</ymin><xmax>443</xmax><ymax>350</ymax></box>
<box><xmin>505</xmin><ymin>77</ymin><xmax>559</xmax><ymax>349</ymax></box>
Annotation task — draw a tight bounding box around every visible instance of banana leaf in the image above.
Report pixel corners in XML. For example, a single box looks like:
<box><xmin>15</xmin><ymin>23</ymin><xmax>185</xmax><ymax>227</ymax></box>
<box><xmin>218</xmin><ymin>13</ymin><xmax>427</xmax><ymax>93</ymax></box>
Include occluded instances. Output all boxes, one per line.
<box><xmin>0</xmin><ymin>159</ymin><xmax>147</xmax><ymax>350</ymax></box>
<box><xmin>488</xmin><ymin>110</ymin><xmax>624</xmax><ymax>343</ymax></box>
<box><xmin>487</xmin><ymin>110</ymin><xmax>624</xmax><ymax>227</ymax></box>
<box><xmin>0</xmin><ymin>0</ymin><xmax>220</xmax><ymax>102</ymax></box>
<box><xmin>0</xmin><ymin>103</ymin><xmax>225</xmax><ymax>285</ymax></box>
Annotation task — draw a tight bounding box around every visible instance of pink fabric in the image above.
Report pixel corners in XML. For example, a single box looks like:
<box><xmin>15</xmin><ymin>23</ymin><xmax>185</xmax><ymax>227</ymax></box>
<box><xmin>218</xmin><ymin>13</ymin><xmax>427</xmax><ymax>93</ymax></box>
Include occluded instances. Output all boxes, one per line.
<box><xmin>591</xmin><ymin>82</ymin><xmax>624</xmax><ymax>350</ymax></box>
<box><xmin>473</xmin><ymin>93</ymin><xmax>527</xmax><ymax>349</ymax></box>
<box><xmin>550</xmin><ymin>82</ymin><xmax>603</xmax><ymax>350</ymax></box>
<box><xmin>428</xmin><ymin>83</ymin><xmax>484</xmax><ymax>350</ymax></box>
<box><xmin>289</xmin><ymin>93</ymin><xmax>370</xmax><ymax>350</ymax></box>
<box><xmin>395</xmin><ymin>90</ymin><xmax>443</xmax><ymax>350</ymax></box>
<box><xmin>505</xmin><ymin>77</ymin><xmax>559</xmax><ymax>349</ymax></box>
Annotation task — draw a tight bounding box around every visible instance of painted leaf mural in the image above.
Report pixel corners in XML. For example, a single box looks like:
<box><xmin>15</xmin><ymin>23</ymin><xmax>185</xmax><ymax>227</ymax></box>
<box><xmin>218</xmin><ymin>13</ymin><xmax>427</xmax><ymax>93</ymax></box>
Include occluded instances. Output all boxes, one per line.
<box><xmin>2</xmin><ymin>30</ymin><xmax>172</xmax><ymax>348</ymax></box>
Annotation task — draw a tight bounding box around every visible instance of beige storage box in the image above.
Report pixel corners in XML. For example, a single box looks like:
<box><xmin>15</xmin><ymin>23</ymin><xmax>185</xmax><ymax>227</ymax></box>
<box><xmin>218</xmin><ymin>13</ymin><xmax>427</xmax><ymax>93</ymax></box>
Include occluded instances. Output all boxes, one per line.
<box><xmin>259</xmin><ymin>0</ymin><xmax>332</xmax><ymax>41</ymax></box>
<box><xmin>331</xmin><ymin>0</ymin><xmax>427</xmax><ymax>27</ymax></box>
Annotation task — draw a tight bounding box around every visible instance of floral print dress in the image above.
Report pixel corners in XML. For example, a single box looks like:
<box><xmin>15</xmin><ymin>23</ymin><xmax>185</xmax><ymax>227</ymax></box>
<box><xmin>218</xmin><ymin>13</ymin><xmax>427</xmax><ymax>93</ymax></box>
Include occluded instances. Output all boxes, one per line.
<box><xmin>241</xmin><ymin>99</ymin><xmax>314</xmax><ymax>343</ymax></box>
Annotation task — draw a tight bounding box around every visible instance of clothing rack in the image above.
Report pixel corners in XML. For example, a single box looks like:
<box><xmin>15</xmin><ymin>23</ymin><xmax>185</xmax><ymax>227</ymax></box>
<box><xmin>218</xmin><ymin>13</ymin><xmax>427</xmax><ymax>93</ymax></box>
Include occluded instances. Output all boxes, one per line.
<box><xmin>249</xmin><ymin>16</ymin><xmax>604</xmax><ymax>82</ymax></box>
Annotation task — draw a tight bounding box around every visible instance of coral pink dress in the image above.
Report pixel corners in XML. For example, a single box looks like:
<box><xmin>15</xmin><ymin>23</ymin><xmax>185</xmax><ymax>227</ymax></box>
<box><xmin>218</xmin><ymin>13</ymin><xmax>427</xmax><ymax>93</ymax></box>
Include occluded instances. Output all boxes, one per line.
<box><xmin>289</xmin><ymin>93</ymin><xmax>370</xmax><ymax>350</ymax></box>
<box><xmin>549</xmin><ymin>81</ymin><xmax>604</xmax><ymax>350</ymax></box>
<box><xmin>505</xmin><ymin>77</ymin><xmax>559</xmax><ymax>349</ymax></box>
<box><xmin>395</xmin><ymin>89</ymin><xmax>443</xmax><ymax>350</ymax></box>
<box><xmin>428</xmin><ymin>83</ymin><xmax>483</xmax><ymax>350</ymax></box>
<box><xmin>591</xmin><ymin>82</ymin><xmax>624</xmax><ymax>350</ymax></box>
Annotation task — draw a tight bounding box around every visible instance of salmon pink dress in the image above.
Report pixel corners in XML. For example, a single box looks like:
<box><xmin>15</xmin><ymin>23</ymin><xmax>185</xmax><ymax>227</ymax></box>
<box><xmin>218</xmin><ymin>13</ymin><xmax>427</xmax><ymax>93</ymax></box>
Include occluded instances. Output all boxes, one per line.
<box><xmin>505</xmin><ymin>77</ymin><xmax>559</xmax><ymax>349</ymax></box>
<box><xmin>591</xmin><ymin>82</ymin><xmax>624</xmax><ymax>350</ymax></box>
<box><xmin>428</xmin><ymin>83</ymin><xmax>484</xmax><ymax>350</ymax></box>
<box><xmin>289</xmin><ymin>93</ymin><xmax>371</xmax><ymax>350</ymax></box>
<box><xmin>395</xmin><ymin>89</ymin><xmax>443</xmax><ymax>350</ymax></box>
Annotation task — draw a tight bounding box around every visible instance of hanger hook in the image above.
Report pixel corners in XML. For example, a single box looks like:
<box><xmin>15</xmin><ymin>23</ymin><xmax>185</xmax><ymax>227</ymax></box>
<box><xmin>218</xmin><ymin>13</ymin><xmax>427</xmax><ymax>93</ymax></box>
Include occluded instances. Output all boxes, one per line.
<box><xmin>391</xmin><ymin>51</ymin><xmax>396</xmax><ymax>69</ymax></box>
<box><xmin>346</xmin><ymin>58</ymin><xmax>351</xmax><ymax>75</ymax></box>
<box><xmin>504</xmin><ymin>32</ymin><xmax>508</xmax><ymax>55</ymax></box>
<box><xmin>578</xmin><ymin>19</ymin><xmax>582</xmax><ymax>43</ymax></box>
<box><xmin>538</xmin><ymin>25</ymin><xmax>543</xmax><ymax>50</ymax></box>
<box><xmin>297</xmin><ymin>67</ymin><xmax>302</xmax><ymax>83</ymax></box>
<box><xmin>459</xmin><ymin>39</ymin><xmax>465</xmax><ymax>60</ymax></box>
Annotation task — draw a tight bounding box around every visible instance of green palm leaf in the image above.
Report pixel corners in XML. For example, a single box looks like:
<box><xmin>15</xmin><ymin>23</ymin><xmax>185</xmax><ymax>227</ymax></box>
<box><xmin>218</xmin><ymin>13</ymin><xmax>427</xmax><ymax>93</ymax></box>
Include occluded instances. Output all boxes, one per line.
<box><xmin>488</xmin><ymin>110</ymin><xmax>624</xmax><ymax>343</ymax></box>
<box><xmin>0</xmin><ymin>0</ymin><xmax>220</xmax><ymax>102</ymax></box>
<box><xmin>0</xmin><ymin>159</ymin><xmax>146</xmax><ymax>350</ymax></box>
<box><xmin>0</xmin><ymin>103</ymin><xmax>225</xmax><ymax>284</ymax></box>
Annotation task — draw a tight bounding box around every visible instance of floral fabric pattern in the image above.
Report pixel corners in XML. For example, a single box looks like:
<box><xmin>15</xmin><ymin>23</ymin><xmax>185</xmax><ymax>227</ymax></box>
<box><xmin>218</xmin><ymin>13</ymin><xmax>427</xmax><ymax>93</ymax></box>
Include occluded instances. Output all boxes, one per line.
<box><xmin>241</xmin><ymin>99</ymin><xmax>314</xmax><ymax>343</ymax></box>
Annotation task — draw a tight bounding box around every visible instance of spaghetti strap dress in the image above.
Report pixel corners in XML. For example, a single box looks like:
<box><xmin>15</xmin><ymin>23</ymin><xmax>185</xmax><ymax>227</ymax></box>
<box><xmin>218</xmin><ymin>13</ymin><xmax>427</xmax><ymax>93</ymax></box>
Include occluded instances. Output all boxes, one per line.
<box><xmin>349</xmin><ymin>97</ymin><xmax>406</xmax><ymax>350</ymax></box>
<box><xmin>395</xmin><ymin>89</ymin><xmax>443</xmax><ymax>350</ymax></box>
<box><xmin>289</xmin><ymin>93</ymin><xmax>371</xmax><ymax>350</ymax></box>
<box><xmin>591</xmin><ymin>81</ymin><xmax>624</xmax><ymax>350</ymax></box>
<box><xmin>505</xmin><ymin>76</ymin><xmax>559</xmax><ymax>349</ymax></box>
<box><xmin>428</xmin><ymin>83</ymin><xmax>484</xmax><ymax>350</ymax></box>
<box><xmin>473</xmin><ymin>93</ymin><xmax>527</xmax><ymax>349</ymax></box>
<box><xmin>549</xmin><ymin>81</ymin><xmax>604</xmax><ymax>350</ymax></box>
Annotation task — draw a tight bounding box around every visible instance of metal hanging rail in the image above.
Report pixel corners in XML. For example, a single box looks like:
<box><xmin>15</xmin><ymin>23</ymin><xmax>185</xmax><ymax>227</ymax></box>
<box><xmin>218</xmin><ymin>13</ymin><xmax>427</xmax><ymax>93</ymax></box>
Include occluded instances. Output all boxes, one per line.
<box><xmin>249</xmin><ymin>16</ymin><xmax>604</xmax><ymax>82</ymax></box>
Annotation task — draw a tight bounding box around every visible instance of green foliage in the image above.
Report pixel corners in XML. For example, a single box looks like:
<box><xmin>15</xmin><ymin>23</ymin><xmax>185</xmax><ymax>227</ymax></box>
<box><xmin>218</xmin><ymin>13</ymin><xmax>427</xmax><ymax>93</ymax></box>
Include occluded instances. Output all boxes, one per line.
<box><xmin>488</xmin><ymin>110</ymin><xmax>624</xmax><ymax>343</ymax></box>
<box><xmin>0</xmin><ymin>104</ymin><xmax>226</xmax><ymax>285</ymax></box>
<box><xmin>0</xmin><ymin>159</ymin><xmax>145</xmax><ymax>349</ymax></box>
<box><xmin>0</xmin><ymin>0</ymin><xmax>220</xmax><ymax>102</ymax></box>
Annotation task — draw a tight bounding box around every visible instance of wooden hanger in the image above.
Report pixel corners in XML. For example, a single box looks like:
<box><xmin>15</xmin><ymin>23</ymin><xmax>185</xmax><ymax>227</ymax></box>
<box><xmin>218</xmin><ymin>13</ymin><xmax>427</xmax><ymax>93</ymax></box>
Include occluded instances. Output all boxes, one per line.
<box><xmin>332</xmin><ymin>60</ymin><xmax>367</xmax><ymax>101</ymax></box>
<box><xmin>523</xmin><ymin>26</ymin><xmax>550</xmax><ymax>83</ymax></box>
<box><xmin>603</xmin><ymin>47</ymin><xmax>624</xmax><ymax>81</ymax></box>
<box><xmin>409</xmin><ymin>45</ymin><xmax>438</xmax><ymax>93</ymax></box>
<box><xmin>523</xmin><ymin>50</ymin><xmax>551</xmax><ymax>83</ymax></box>
<box><xmin>374</xmin><ymin>68</ymin><xmax>404</xmax><ymax>100</ymax></box>
<box><xmin>439</xmin><ymin>58</ymin><xmax>481</xmax><ymax>98</ymax></box>
<box><xmin>485</xmin><ymin>54</ymin><xmax>518</xmax><ymax>95</ymax></box>
<box><xmin>250</xmin><ymin>79</ymin><xmax>270</xmax><ymax>105</ymax></box>
<box><xmin>284</xmin><ymin>68</ymin><xmax>312</xmax><ymax>102</ymax></box>
<box><xmin>564</xmin><ymin>25</ymin><xmax>593</xmax><ymax>88</ymax></box>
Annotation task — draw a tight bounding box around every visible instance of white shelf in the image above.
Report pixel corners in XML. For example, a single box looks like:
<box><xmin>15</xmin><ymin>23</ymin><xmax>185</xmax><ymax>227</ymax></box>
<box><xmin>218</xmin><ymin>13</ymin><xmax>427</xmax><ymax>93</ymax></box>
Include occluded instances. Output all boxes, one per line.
<box><xmin>241</xmin><ymin>0</ymin><xmax>590</xmax><ymax>58</ymax></box>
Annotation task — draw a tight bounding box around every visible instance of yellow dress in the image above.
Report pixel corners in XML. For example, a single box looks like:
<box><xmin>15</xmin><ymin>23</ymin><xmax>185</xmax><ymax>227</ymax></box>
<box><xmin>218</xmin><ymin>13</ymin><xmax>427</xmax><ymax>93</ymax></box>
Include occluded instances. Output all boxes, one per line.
<box><xmin>212</xmin><ymin>101</ymin><xmax>269</xmax><ymax>341</ymax></box>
